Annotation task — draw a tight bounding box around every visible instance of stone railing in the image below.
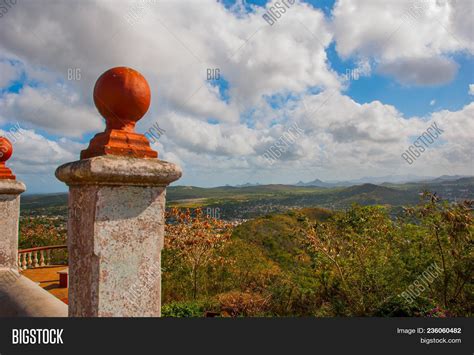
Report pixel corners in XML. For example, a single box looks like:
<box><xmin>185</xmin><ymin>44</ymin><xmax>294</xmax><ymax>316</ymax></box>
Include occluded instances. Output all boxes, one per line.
<box><xmin>18</xmin><ymin>244</ymin><xmax>67</xmax><ymax>270</ymax></box>
<box><xmin>0</xmin><ymin>268</ymin><xmax>68</xmax><ymax>317</ymax></box>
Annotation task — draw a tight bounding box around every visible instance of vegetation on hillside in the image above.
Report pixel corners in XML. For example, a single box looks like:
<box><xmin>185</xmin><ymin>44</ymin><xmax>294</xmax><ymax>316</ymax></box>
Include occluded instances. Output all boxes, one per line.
<box><xmin>162</xmin><ymin>194</ymin><xmax>472</xmax><ymax>317</ymax></box>
<box><xmin>19</xmin><ymin>216</ymin><xmax>67</xmax><ymax>249</ymax></box>
<box><xmin>19</xmin><ymin>192</ymin><xmax>473</xmax><ymax>317</ymax></box>
<box><xmin>164</xmin><ymin>208</ymin><xmax>233</xmax><ymax>300</ymax></box>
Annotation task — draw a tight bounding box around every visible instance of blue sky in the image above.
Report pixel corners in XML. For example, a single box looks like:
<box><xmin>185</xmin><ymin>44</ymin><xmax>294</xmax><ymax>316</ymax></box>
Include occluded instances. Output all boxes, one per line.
<box><xmin>343</xmin><ymin>52</ymin><xmax>474</xmax><ymax>118</ymax></box>
<box><xmin>0</xmin><ymin>0</ymin><xmax>473</xmax><ymax>193</ymax></box>
<box><xmin>218</xmin><ymin>0</ymin><xmax>473</xmax><ymax>118</ymax></box>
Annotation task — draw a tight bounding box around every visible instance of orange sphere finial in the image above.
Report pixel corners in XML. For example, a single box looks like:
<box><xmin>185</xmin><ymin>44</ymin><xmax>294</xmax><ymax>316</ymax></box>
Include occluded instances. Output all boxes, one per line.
<box><xmin>93</xmin><ymin>67</ymin><xmax>151</xmax><ymax>131</ymax></box>
<box><xmin>0</xmin><ymin>137</ymin><xmax>16</xmax><ymax>180</ymax></box>
<box><xmin>81</xmin><ymin>66</ymin><xmax>158</xmax><ymax>159</ymax></box>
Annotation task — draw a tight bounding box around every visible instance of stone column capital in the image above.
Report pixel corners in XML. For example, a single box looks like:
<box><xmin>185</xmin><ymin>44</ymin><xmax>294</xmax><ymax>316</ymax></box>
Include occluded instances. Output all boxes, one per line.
<box><xmin>0</xmin><ymin>180</ymin><xmax>26</xmax><ymax>195</ymax></box>
<box><xmin>55</xmin><ymin>155</ymin><xmax>182</xmax><ymax>187</ymax></box>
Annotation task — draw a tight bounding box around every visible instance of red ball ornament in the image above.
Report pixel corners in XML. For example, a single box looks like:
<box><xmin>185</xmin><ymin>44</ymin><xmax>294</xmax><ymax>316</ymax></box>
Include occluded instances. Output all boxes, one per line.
<box><xmin>0</xmin><ymin>137</ymin><xmax>16</xmax><ymax>180</ymax></box>
<box><xmin>0</xmin><ymin>137</ymin><xmax>13</xmax><ymax>162</ymax></box>
<box><xmin>81</xmin><ymin>67</ymin><xmax>157</xmax><ymax>159</ymax></box>
<box><xmin>93</xmin><ymin>67</ymin><xmax>151</xmax><ymax>131</ymax></box>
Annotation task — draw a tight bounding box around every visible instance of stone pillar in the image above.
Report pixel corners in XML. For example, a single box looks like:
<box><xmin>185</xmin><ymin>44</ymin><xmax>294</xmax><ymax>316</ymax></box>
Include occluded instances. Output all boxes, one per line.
<box><xmin>0</xmin><ymin>137</ymin><xmax>26</xmax><ymax>269</ymax></box>
<box><xmin>56</xmin><ymin>67</ymin><xmax>181</xmax><ymax>317</ymax></box>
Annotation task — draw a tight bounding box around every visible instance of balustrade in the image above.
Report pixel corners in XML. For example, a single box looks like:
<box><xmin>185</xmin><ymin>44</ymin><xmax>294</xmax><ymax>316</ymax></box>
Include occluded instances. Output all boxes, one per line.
<box><xmin>17</xmin><ymin>245</ymin><xmax>67</xmax><ymax>270</ymax></box>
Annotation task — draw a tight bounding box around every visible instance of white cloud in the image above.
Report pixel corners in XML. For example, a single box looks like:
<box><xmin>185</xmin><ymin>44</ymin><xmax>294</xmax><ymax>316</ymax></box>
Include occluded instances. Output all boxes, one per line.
<box><xmin>0</xmin><ymin>0</ymin><xmax>338</xmax><ymax>126</ymax></box>
<box><xmin>0</xmin><ymin>128</ymin><xmax>84</xmax><ymax>193</ymax></box>
<box><xmin>151</xmin><ymin>88</ymin><xmax>474</xmax><ymax>185</ymax></box>
<box><xmin>469</xmin><ymin>84</ymin><xmax>474</xmax><ymax>96</ymax></box>
<box><xmin>0</xmin><ymin>61</ymin><xmax>21</xmax><ymax>87</ymax></box>
<box><xmin>378</xmin><ymin>56</ymin><xmax>458</xmax><ymax>86</ymax></box>
<box><xmin>331</xmin><ymin>0</ymin><xmax>473</xmax><ymax>85</ymax></box>
<box><xmin>0</xmin><ymin>128</ymin><xmax>80</xmax><ymax>173</ymax></box>
<box><xmin>0</xmin><ymin>86</ymin><xmax>103</xmax><ymax>138</ymax></box>
<box><xmin>0</xmin><ymin>0</ymin><xmax>472</xmax><ymax>189</ymax></box>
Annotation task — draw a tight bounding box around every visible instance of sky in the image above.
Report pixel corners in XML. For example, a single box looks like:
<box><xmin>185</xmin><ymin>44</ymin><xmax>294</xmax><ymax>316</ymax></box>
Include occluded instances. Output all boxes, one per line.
<box><xmin>0</xmin><ymin>0</ymin><xmax>473</xmax><ymax>193</ymax></box>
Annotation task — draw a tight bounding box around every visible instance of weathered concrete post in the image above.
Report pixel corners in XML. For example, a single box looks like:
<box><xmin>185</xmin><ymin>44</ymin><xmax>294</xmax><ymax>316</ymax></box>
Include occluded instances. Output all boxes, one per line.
<box><xmin>0</xmin><ymin>137</ymin><xmax>26</xmax><ymax>269</ymax></box>
<box><xmin>55</xmin><ymin>67</ymin><xmax>181</xmax><ymax>317</ymax></box>
<box><xmin>0</xmin><ymin>140</ymin><xmax>67</xmax><ymax>317</ymax></box>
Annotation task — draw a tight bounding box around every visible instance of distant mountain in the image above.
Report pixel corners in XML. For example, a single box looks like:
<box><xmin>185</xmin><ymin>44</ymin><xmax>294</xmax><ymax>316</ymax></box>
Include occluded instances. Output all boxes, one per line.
<box><xmin>294</xmin><ymin>175</ymin><xmax>472</xmax><ymax>187</ymax></box>
<box><xmin>295</xmin><ymin>179</ymin><xmax>334</xmax><ymax>187</ymax></box>
<box><xmin>420</xmin><ymin>175</ymin><xmax>470</xmax><ymax>184</ymax></box>
<box><xmin>450</xmin><ymin>177</ymin><xmax>474</xmax><ymax>184</ymax></box>
<box><xmin>235</xmin><ymin>183</ymin><xmax>261</xmax><ymax>187</ymax></box>
<box><xmin>342</xmin><ymin>174</ymin><xmax>433</xmax><ymax>185</ymax></box>
<box><xmin>334</xmin><ymin>183</ymin><xmax>418</xmax><ymax>205</ymax></box>
<box><xmin>21</xmin><ymin>193</ymin><xmax>68</xmax><ymax>210</ymax></box>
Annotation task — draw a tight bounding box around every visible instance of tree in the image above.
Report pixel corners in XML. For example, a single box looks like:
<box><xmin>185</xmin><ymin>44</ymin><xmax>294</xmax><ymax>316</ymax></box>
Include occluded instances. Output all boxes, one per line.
<box><xmin>164</xmin><ymin>208</ymin><xmax>233</xmax><ymax>299</ymax></box>
<box><xmin>403</xmin><ymin>192</ymin><xmax>473</xmax><ymax>315</ymax></box>
<box><xmin>303</xmin><ymin>205</ymin><xmax>400</xmax><ymax>315</ymax></box>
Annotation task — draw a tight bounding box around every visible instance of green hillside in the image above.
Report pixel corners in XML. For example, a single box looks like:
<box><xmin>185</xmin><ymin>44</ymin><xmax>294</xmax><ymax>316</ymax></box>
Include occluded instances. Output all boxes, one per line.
<box><xmin>231</xmin><ymin>208</ymin><xmax>334</xmax><ymax>289</ymax></box>
<box><xmin>20</xmin><ymin>177</ymin><xmax>473</xmax><ymax>218</ymax></box>
<box><xmin>162</xmin><ymin>198</ymin><xmax>472</xmax><ymax>317</ymax></box>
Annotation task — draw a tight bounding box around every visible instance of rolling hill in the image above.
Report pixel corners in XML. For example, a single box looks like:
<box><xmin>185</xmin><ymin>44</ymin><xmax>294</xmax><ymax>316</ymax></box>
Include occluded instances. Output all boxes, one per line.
<box><xmin>20</xmin><ymin>177</ymin><xmax>473</xmax><ymax>219</ymax></box>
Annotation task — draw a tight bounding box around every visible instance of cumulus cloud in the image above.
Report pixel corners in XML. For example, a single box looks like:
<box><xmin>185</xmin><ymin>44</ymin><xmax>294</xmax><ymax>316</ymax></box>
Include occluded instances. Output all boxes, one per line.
<box><xmin>0</xmin><ymin>127</ymin><xmax>85</xmax><ymax>192</ymax></box>
<box><xmin>377</xmin><ymin>56</ymin><xmax>458</xmax><ymax>85</ymax></box>
<box><xmin>0</xmin><ymin>128</ymin><xmax>81</xmax><ymax>172</ymax></box>
<box><xmin>0</xmin><ymin>0</ymin><xmax>338</xmax><ymax>124</ymax></box>
<box><xmin>0</xmin><ymin>86</ymin><xmax>103</xmax><ymax>137</ymax></box>
<box><xmin>0</xmin><ymin>0</ymin><xmax>472</xmax><ymax>188</ymax></box>
<box><xmin>331</xmin><ymin>0</ymin><xmax>472</xmax><ymax>85</ymax></box>
<box><xmin>0</xmin><ymin>61</ymin><xmax>21</xmax><ymax>87</ymax></box>
<box><xmin>153</xmin><ymin>86</ymin><xmax>473</xmax><ymax>185</ymax></box>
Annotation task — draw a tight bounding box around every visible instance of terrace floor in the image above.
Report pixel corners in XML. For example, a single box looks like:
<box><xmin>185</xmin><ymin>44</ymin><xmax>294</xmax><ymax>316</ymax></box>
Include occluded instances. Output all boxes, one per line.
<box><xmin>21</xmin><ymin>266</ymin><xmax>69</xmax><ymax>304</ymax></box>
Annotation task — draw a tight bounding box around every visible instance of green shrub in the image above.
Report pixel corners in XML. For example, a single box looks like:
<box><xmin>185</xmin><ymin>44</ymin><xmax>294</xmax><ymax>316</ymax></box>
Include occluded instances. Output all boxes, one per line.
<box><xmin>161</xmin><ymin>301</ymin><xmax>204</xmax><ymax>317</ymax></box>
<box><xmin>374</xmin><ymin>296</ymin><xmax>436</xmax><ymax>317</ymax></box>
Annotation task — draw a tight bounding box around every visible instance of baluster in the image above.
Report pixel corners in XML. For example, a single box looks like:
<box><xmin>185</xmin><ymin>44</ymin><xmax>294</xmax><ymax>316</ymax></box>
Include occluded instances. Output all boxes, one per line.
<box><xmin>21</xmin><ymin>253</ymin><xmax>27</xmax><ymax>270</ymax></box>
<box><xmin>33</xmin><ymin>251</ymin><xmax>39</xmax><ymax>268</ymax></box>
<box><xmin>27</xmin><ymin>252</ymin><xmax>32</xmax><ymax>269</ymax></box>
<box><xmin>18</xmin><ymin>254</ymin><xmax>21</xmax><ymax>269</ymax></box>
<box><xmin>46</xmin><ymin>249</ymin><xmax>51</xmax><ymax>266</ymax></box>
<box><xmin>40</xmin><ymin>250</ymin><xmax>45</xmax><ymax>267</ymax></box>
